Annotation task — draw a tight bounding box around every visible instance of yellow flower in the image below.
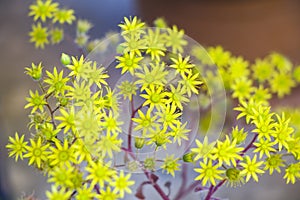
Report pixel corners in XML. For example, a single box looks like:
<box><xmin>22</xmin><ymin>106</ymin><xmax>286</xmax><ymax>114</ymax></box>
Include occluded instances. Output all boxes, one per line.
<box><xmin>283</xmin><ymin>163</ymin><xmax>300</xmax><ymax>184</ymax></box>
<box><xmin>46</xmin><ymin>185</ymin><xmax>72</xmax><ymax>200</ymax></box>
<box><xmin>253</xmin><ymin>138</ymin><xmax>276</xmax><ymax>158</ymax></box>
<box><xmin>140</xmin><ymin>85</ymin><xmax>167</xmax><ymax>111</ymax></box>
<box><xmin>161</xmin><ymin>154</ymin><xmax>181</xmax><ymax>177</ymax></box>
<box><xmin>24</xmin><ymin>137</ymin><xmax>49</xmax><ymax>168</ymax></box>
<box><xmin>157</xmin><ymin>103</ymin><xmax>182</xmax><ymax>130</ymax></box>
<box><xmin>53</xmin><ymin>8</ymin><xmax>75</xmax><ymax>24</ymax></box>
<box><xmin>29</xmin><ymin>0</ymin><xmax>58</xmax><ymax>22</ymax></box>
<box><xmin>240</xmin><ymin>155</ymin><xmax>265</xmax><ymax>182</ymax></box>
<box><xmin>116</xmin><ymin>51</ymin><xmax>143</xmax><ymax>75</ymax></box>
<box><xmin>170</xmin><ymin>54</ymin><xmax>195</xmax><ymax>77</ymax></box>
<box><xmin>165</xmin><ymin>25</ymin><xmax>187</xmax><ymax>53</ymax></box>
<box><xmin>194</xmin><ymin>159</ymin><xmax>224</xmax><ymax>186</ymax></box>
<box><xmin>191</xmin><ymin>136</ymin><xmax>215</xmax><ymax>162</ymax></box>
<box><xmin>24</xmin><ymin>90</ymin><xmax>47</xmax><ymax>113</ymax></box>
<box><xmin>98</xmin><ymin>186</ymin><xmax>119</xmax><ymax>200</ymax></box>
<box><xmin>29</xmin><ymin>23</ymin><xmax>49</xmax><ymax>49</ymax></box>
<box><xmin>48</xmin><ymin>140</ymin><xmax>76</xmax><ymax>166</ymax></box>
<box><xmin>86</xmin><ymin>161</ymin><xmax>116</xmax><ymax>187</ymax></box>
<box><xmin>111</xmin><ymin>170</ymin><xmax>135</xmax><ymax>197</ymax></box>
<box><xmin>132</xmin><ymin>109</ymin><xmax>158</xmax><ymax>135</ymax></box>
<box><xmin>211</xmin><ymin>136</ymin><xmax>243</xmax><ymax>167</ymax></box>
<box><xmin>119</xmin><ymin>16</ymin><xmax>145</xmax><ymax>35</ymax></box>
<box><xmin>6</xmin><ymin>132</ymin><xmax>28</xmax><ymax>161</ymax></box>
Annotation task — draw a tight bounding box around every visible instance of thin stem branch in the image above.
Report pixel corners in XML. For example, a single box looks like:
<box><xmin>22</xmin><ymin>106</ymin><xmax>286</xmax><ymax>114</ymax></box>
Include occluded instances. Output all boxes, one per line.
<box><xmin>121</xmin><ymin>147</ymin><xmax>170</xmax><ymax>200</ymax></box>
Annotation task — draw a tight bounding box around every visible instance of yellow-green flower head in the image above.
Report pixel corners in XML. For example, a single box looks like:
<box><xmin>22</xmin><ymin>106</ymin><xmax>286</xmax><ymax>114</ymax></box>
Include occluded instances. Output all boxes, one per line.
<box><xmin>252</xmin><ymin>85</ymin><xmax>272</xmax><ymax>105</ymax></box>
<box><xmin>53</xmin><ymin>8</ymin><xmax>75</xmax><ymax>24</ymax></box>
<box><xmin>46</xmin><ymin>185</ymin><xmax>72</xmax><ymax>200</ymax></box>
<box><xmin>144</xmin><ymin>157</ymin><xmax>156</xmax><ymax>171</ymax></box>
<box><xmin>269</xmin><ymin>52</ymin><xmax>292</xmax><ymax>73</ymax></box>
<box><xmin>48</xmin><ymin>140</ymin><xmax>76</xmax><ymax>166</ymax></box>
<box><xmin>29</xmin><ymin>0</ymin><xmax>58</xmax><ymax>22</ymax></box>
<box><xmin>208</xmin><ymin>46</ymin><xmax>231</xmax><ymax>68</ymax></box>
<box><xmin>269</xmin><ymin>73</ymin><xmax>295</xmax><ymax>98</ymax></box>
<box><xmin>253</xmin><ymin>138</ymin><xmax>277</xmax><ymax>158</ymax></box>
<box><xmin>6</xmin><ymin>132</ymin><xmax>28</xmax><ymax>161</ymax></box>
<box><xmin>228</xmin><ymin>56</ymin><xmax>249</xmax><ymax>79</ymax></box>
<box><xmin>252</xmin><ymin>58</ymin><xmax>274</xmax><ymax>83</ymax></box>
<box><xmin>170</xmin><ymin>54</ymin><xmax>195</xmax><ymax>77</ymax></box>
<box><xmin>170</xmin><ymin>122</ymin><xmax>190</xmax><ymax>146</ymax></box>
<box><xmin>144</xmin><ymin>28</ymin><xmax>166</xmax><ymax>61</ymax></box>
<box><xmin>50</xmin><ymin>28</ymin><xmax>64</xmax><ymax>44</ymax></box>
<box><xmin>194</xmin><ymin>159</ymin><xmax>224</xmax><ymax>186</ymax></box>
<box><xmin>48</xmin><ymin>163</ymin><xmax>74</xmax><ymax>188</ymax></box>
<box><xmin>165</xmin><ymin>25</ymin><xmax>187</xmax><ymax>54</ymax></box>
<box><xmin>231</xmin><ymin>126</ymin><xmax>247</xmax><ymax>144</ymax></box>
<box><xmin>121</xmin><ymin>34</ymin><xmax>147</xmax><ymax>57</ymax></box>
<box><xmin>132</xmin><ymin>109</ymin><xmax>158</xmax><ymax>136</ymax></box>
<box><xmin>40</xmin><ymin>123</ymin><xmax>60</xmax><ymax>141</ymax></box>
<box><xmin>264</xmin><ymin>154</ymin><xmax>285</xmax><ymax>175</ymax></box>
<box><xmin>97</xmin><ymin>133</ymin><xmax>122</xmax><ymax>158</ymax></box>
<box><xmin>284</xmin><ymin>163</ymin><xmax>300</xmax><ymax>184</ymax></box>
<box><xmin>111</xmin><ymin>170</ymin><xmax>135</xmax><ymax>198</ymax></box>
<box><xmin>77</xmin><ymin>19</ymin><xmax>93</xmax><ymax>34</ymax></box>
<box><xmin>161</xmin><ymin>154</ymin><xmax>181</xmax><ymax>177</ymax></box>
<box><xmin>118</xmin><ymin>81</ymin><xmax>137</xmax><ymax>101</ymax></box>
<box><xmin>29</xmin><ymin>23</ymin><xmax>49</xmax><ymax>49</ymax></box>
<box><xmin>119</xmin><ymin>16</ymin><xmax>145</xmax><ymax>36</ymax></box>
<box><xmin>165</xmin><ymin>84</ymin><xmax>189</xmax><ymax>111</ymax></box>
<box><xmin>44</xmin><ymin>67</ymin><xmax>72</xmax><ymax>96</ymax></box>
<box><xmin>191</xmin><ymin>136</ymin><xmax>215</xmax><ymax>162</ymax></box>
<box><xmin>86</xmin><ymin>160</ymin><xmax>116</xmax><ymax>187</ymax></box>
<box><xmin>75</xmin><ymin>184</ymin><xmax>95</xmax><ymax>200</ymax></box>
<box><xmin>240</xmin><ymin>155</ymin><xmax>264</xmax><ymax>182</ymax></box>
<box><xmin>179</xmin><ymin>70</ymin><xmax>202</xmax><ymax>97</ymax></box>
<box><xmin>231</xmin><ymin>77</ymin><xmax>254</xmax><ymax>101</ymax></box>
<box><xmin>116</xmin><ymin>51</ymin><xmax>143</xmax><ymax>75</ymax></box>
<box><xmin>211</xmin><ymin>136</ymin><xmax>243</xmax><ymax>167</ymax></box>
<box><xmin>25</xmin><ymin>90</ymin><xmax>47</xmax><ymax>113</ymax></box>
<box><xmin>293</xmin><ymin>65</ymin><xmax>300</xmax><ymax>82</ymax></box>
<box><xmin>98</xmin><ymin>186</ymin><xmax>119</xmax><ymax>200</ymax></box>
<box><xmin>75</xmin><ymin>34</ymin><xmax>89</xmax><ymax>47</ymax></box>
<box><xmin>157</xmin><ymin>103</ymin><xmax>182</xmax><ymax>130</ymax></box>
<box><xmin>25</xmin><ymin>62</ymin><xmax>43</xmax><ymax>81</ymax></box>
<box><xmin>140</xmin><ymin>85</ymin><xmax>167</xmax><ymax>111</ymax></box>
<box><xmin>24</xmin><ymin>137</ymin><xmax>50</xmax><ymax>168</ymax></box>
<box><xmin>135</xmin><ymin>61</ymin><xmax>168</xmax><ymax>91</ymax></box>
<box><xmin>271</xmin><ymin>113</ymin><xmax>294</xmax><ymax>151</ymax></box>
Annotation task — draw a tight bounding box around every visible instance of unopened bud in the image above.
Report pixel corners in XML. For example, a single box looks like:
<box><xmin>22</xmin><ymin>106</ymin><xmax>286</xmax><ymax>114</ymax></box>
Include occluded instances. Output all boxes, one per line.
<box><xmin>134</xmin><ymin>137</ymin><xmax>145</xmax><ymax>149</ymax></box>
<box><xmin>60</xmin><ymin>53</ymin><xmax>71</xmax><ymax>65</ymax></box>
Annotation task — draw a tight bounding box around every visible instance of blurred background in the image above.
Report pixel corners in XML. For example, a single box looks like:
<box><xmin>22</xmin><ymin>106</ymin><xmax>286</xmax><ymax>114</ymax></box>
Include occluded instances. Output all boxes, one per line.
<box><xmin>0</xmin><ymin>0</ymin><xmax>300</xmax><ymax>199</ymax></box>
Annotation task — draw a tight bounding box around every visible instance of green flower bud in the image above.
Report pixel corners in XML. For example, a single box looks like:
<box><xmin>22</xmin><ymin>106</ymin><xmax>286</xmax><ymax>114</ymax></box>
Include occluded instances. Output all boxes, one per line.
<box><xmin>134</xmin><ymin>137</ymin><xmax>145</xmax><ymax>149</ymax></box>
<box><xmin>60</xmin><ymin>53</ymin><xmax>71</xmax><ymax>65</ymax></box>
<box><xmin>154</xmin><ymin>17</ymin><xmax>167</xmax><ymax>28</ymax></box>
<box><xmin>144</xmin><ymin>157</ymin><xmax>155</xmax><ymax>171</ymax></box>
<box><xmin>183</xmin><ymin>152</ymin><xmax>195</xmax><ymax>163</ymax></box>
<box><xmin>226</xmin><ymin>168</ymin><xmax>240</xmax><ymax>181</ymax></box>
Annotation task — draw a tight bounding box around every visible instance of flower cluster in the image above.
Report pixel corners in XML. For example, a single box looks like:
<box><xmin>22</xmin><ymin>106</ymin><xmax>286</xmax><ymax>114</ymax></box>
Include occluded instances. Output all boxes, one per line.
<box><xmin>8</xmin><ymin>14</ymin><xmax>300</xmax><ymax>200</ymax></box>
<box><xmin>28</xmin><ymin>0</ymin><xmax>75</xmax><ymax>48</ymax></box>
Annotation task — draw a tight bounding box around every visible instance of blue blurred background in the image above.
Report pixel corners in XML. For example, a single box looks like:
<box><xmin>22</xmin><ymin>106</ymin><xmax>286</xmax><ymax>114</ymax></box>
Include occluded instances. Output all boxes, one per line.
<box><xmin>1</xmin><ymin>0</ymin><xmax>300</xmax><ymax>199</ymax></box>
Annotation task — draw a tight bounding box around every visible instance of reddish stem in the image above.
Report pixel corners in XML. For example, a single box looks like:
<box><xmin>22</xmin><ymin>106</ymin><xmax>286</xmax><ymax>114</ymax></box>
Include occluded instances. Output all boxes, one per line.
<box><xmin>121</xmin><ymin>147</ymin><xmax>170</xmax><ymax>200</ymax></box>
